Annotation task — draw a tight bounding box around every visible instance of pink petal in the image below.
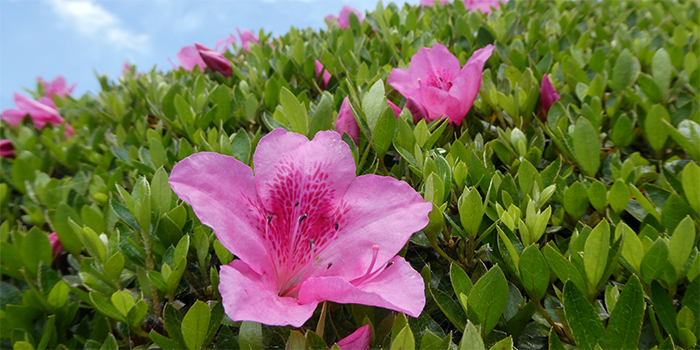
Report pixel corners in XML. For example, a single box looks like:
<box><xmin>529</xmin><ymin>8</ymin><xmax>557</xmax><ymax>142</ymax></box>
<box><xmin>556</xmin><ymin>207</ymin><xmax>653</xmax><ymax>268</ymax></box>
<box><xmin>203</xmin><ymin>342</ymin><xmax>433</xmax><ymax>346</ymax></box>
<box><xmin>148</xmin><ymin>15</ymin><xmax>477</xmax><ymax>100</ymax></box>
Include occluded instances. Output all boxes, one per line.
<box><xmin>388</xmin><ymin>67</ymin><xmax>421</xmax><ymax>108</ymax></box>
<box><xmin>446</xmin><ymin>44</ymin><xmax>494</xmax><ymax>124</ymax></box>
<box><xmin>14</xmin><ymin>93</ymin><xmax>64</xmax><ymax>129</ymax></box>
<box><xmin>237</xmin><ymin>28</ymin><xmax>259</xmax><ymax>51</ymax></box>
<box><xmin>338</xmin><ymin>6</ymin><xmax>363</xmax><ymax>29</ymax></box>
<box><xmin>420</xmin><ymin>85</ymin><xmax>457</xmax><ymax>121</ymax></box>
<box><xmin>315</xmin><ymin>60</ymin><xmax>332</xmax><ymax>90</ymax></box>
<box><xmin>325</xmin><ymin>14</ymin><xmax>338</xmax><ymax>25</ymax></box>
<box><xmin>387</xmin><ymin>100</ymin><xmax>402</xmax><ymax>118</ymax></box>
<box><xmin>409</xmin><ymin>43</ymin><xmax>461</xmax><ymax>89</ymax></box>
<box><xmin>465</xmin><ymin>0</ymin><xmax>502</xmax><ymax>13</ymax></box>
<box><xmin>299</xmin><ymin>256</ymin><xmax>425</xmax><ymax>317</ymax></box>
<box><xmin>335</xmin><ymin>97</ymin><xmax>360</xmax><ymax>145</ymax></box>
<box><xmin>540</xmin><ymin>74</ymin><xmax>560</xmax><ymax>114</ymax></box>
<box><xmin>315</xmin><ymin>174</ymin><xmax>431</xmax><ymax>281</ymax></box>
<box><xmin>220</xmin><ymin>260</ymin><xmax>318</xmax><ymax>327</ymax></box>
<box><xmin>175</xmin><ymin>45</ymin><xmax>206</xmax><ymax>72</ymax></box>
<box><xmin>405</xmin><ymin>98</ymin><xmax>429</xmax><ymax>124</ymax></box>
<box><xmin>253</xmin><ymin>129</ymin><xmax>356</xmax><ymax>215</ymax></box>
<box><xmin>215</xmin><ymin>34</ymin><xmax>237</xmax><ymax>54</ymax></box>
<box><xmin>38</xmin><ymin>76</ymin><xmax>73</xmax><ymax>98</ymax></box>
<box><xmin>0</xmin><ymin>139</ymin><xmax>15</xmax><ymax>158</ymax></box>
<box><xmin>336</xmin><ymin>324</ymin><xmax>371</xmax><ymax>350</ymax></box>
<box><xmin>195</xmin><ymin>43</ymin><xmax>232</xmax><ymax>77</ymax></box>
<box><xmin>169</xmin><ymin>152</ymin><xmax>272</xmax><ymax>276</ymax></box>
<box><xmin>48</xmin><ymin>232</ymin><xmax>64</xmax><ymax>258</ymax></box>
<box><xmin>1</xmin><ymin>109</ymin><xmax>26</xmax><ymax>126</ymax></box>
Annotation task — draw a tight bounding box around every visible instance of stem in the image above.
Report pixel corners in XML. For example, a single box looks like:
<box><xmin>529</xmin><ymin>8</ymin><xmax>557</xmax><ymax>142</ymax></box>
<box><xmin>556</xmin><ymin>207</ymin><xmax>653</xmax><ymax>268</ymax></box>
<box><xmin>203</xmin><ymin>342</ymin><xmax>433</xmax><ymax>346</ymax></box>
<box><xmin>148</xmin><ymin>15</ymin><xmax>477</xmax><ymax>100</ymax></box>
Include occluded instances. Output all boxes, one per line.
<box><xmin>535</xmin><ymin>299</ymin><xmax>567</xmax><ymax>342</ymax></box>
<box><xmin>379</xmin><ymin>157</ymin><xmax>390</xmax><ymax>176</ymax></box>
<box><xmin>316</xmin><ymin>301</ymin><xmax>328</xmax><ymax>339</ymax></box>
<box><xmin>428</xmin><ymin>232</ymin><xmax>463</xmax><ymax>268</ymax></box>
<box><xmin>141</xmin><ymin>227</ymin><xmax>161</xmax><ymax>318</ymax></box>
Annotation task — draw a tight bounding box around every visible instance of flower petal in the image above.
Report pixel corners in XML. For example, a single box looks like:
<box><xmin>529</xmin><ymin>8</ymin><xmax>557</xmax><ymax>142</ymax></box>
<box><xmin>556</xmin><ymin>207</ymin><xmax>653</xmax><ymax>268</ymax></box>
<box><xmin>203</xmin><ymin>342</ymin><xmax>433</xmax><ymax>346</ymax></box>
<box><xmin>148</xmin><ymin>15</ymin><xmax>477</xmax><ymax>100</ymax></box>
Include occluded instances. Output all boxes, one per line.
<box><xmin>253</xmin><ymin>129</ymin><xmax>356</xmax><ymax>214</ymax></box>
<box><xmin>196</xmin><ymin>43</ymin><xmax>232</xmax><ymax>77</ymax></box>
<box><xmin>409</xmin><ymin>43</ymin><xmax>461</xmax><ymax>87</ymax></box>
<box><xmin>338</xmin><ymin>6</ymin><xmax>363</xmax><ymax>29</ymax></box>
<box><xmin>1</xmin><ymin>109</ymin><xmax>26</xmax><ymax>126</ymax></box>
<box><xmin>447</xmin><ymin>45</ymin><xmax>494</xmax><ymax>122</ymax></box>
<box><xmin>299</xmin><ymin>256</ymin><xmax>425</xmax><ymax>317</ymax></box>
<box><xmin>388</xmin><ymin>66</ymin><xmax>420</xmax><ymax>100</ymax></box>
<box><xmin>220</xmin><ymin>260</ymin><xmax>318</xmax><ymax>327</ymax></box>
<box><xmin>405</xmin><ymin>97</ymin><xmax>429</xmax><ymax>124</ymax></box>
<box><xmin>169</xmin><ymin>152</ymin><xmax>272</xmax><ymax>275</ymax></box>
<box><xmin>215</xmin><ymin>34</ymin><xmax>237</xmax><ymax>54</ymax></box>
<box><xmin>387</xmin><ymin>100</ymin><xmax>402</xmax><ymax>118</ymax></box>
<box><xmin>336</xmin><ymin>324</ymin><xmax>371</xmax><ymax>350</ymax></box>
<box><xmin>175</xmin><ymin>45</ymin><xmax>206</xmax><ymax>72</ymax></box>
<box><xmin>539</xmin><ymin>74</ymin><xmax>560</xmax><ymax>114</ymax></box>
<box><xmin>316</xmin><ymin>174</ymin><xmax>431</xmax><ymax>280</ymax></box>
<box><xmin>335</xmin><ymin>97</ymin><xmax>360</xmax><ymax>145</ymax></box>
<box><xmin>14</xmin><ymin>93</ymin><xmax>63</xmax><ymax>129</ymax></box>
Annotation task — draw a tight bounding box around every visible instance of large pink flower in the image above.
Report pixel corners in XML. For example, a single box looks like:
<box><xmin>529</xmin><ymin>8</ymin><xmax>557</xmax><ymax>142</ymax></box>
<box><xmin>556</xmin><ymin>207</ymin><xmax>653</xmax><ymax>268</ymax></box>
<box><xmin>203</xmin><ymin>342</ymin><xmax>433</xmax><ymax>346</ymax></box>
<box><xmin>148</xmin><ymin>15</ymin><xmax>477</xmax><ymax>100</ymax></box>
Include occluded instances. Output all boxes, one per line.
<box><xmin>169</xmin><ymin>129</ymin><xmax>430</xmax><ymax>327</ymax></box>
<box><xmin>327</xmin><ymin>6</ymin><xmax>363</xmax><ymax>29</ymax></box>
<box><xmin>1</xmin><ymin>93</ymin><xmax>74</xmax><ymax>137</ymax></box>
<box><xmin>388</xmin><ymin>43</ymin><xmax>493</xmax><ymax>125</ymax></box>
<box><xmin>336</xmin><ymin>324</ymin><xmax>371</xmax><ymax>350</ymax></box>
<box><xmin>237</xmin><ymin>28</ymin><xmax>259</xmax><ymax>51</ymax></box>
<box><xmin>38</xmin><ymin>76</ymin><xmax>76</xmax><ymax>99</ymax></box>
<box><xmin>315</xmin><ymin>60</ymin><xmax>332</xmax><ymax>90</ymax></box>
<box><xmin>539</xmin><ymin>74</ymin><xmax>560</xmax><ymax>114</ymax></box>
<box><xmin>464</xmin><ymin>0</ymin><xmax>503</xmax><ymax>14</ymax></box>
<box><xmin>170</xmin><ymin>45</ymin><xmax>207</xmax><ymax>72</ymax></box>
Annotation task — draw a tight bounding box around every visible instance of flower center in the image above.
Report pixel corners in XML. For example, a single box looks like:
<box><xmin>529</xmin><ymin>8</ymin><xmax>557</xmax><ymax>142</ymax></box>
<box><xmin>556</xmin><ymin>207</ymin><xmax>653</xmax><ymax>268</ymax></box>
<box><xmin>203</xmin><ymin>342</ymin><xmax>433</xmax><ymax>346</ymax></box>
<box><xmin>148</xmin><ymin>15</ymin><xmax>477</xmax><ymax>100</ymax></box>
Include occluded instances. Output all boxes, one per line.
<box><xmin>420</xmin><ymin>70</ymin><xmax>455</xmax><ymax>91</ymax></box>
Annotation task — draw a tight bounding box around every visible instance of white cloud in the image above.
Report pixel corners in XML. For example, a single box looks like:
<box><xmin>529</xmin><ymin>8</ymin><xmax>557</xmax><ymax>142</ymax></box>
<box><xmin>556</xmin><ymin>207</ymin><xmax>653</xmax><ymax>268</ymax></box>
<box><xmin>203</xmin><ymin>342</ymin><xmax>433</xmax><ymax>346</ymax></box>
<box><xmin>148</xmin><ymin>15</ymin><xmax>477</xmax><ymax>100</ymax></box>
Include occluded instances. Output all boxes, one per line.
<box><xmin>47</xmin><ymin>0</ymin><xmax>150</xmax><ymax>53</ymax></box>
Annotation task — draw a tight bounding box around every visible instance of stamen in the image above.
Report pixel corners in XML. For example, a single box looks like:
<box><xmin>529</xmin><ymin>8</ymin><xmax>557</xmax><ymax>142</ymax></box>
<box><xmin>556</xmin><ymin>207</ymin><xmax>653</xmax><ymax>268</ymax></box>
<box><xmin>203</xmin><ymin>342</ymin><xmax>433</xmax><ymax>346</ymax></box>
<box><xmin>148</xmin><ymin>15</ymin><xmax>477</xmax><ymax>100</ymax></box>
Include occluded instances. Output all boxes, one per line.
<box><xmin>327</xmin><ymin>262</ymin><xmax>333</xmax><ymax>269</ymax></box>
<box><xmin>334</xmin><ymin>222</ymin><xmax>339</xmax><ymax>231</ymax></box>
<box><xmin>363</xmin><ymin>245</ymin><xmax>380</xmax><ymax>277</ymax></box>
<box><xmin>266</xmin><ymin>214</ymin><xmax>273</xmax><ymax>225</ymax></box>
<box><xmin>299</xmin><ymin>214</ymin><xmax>308</xmax><ymax>223</ymax></box>
<box><xmin>385</xmin><ymin>261</ymin><xmax>394</xmax><ymax>269</ymax></box>
<box><xmin>295</xmin><ymin>201</ymin><xmax>300</xmax><ymax>207</ymax></box>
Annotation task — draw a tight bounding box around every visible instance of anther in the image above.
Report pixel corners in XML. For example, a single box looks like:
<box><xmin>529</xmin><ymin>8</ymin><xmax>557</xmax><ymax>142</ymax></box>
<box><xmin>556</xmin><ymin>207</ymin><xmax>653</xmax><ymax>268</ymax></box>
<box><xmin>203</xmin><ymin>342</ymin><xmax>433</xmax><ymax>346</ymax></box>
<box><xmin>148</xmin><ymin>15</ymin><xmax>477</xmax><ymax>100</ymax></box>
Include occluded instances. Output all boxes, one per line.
<box><xmin>385</xmin><ymin>261</ymin><xmax>394</xmax><ymax>269</ymax></box>
<box><xmin>299</xmin><ymin>214</ymin><xmax>307</xmax><ymax>223</ymax></box>
<box><xmin>334</xmin><ymin>222</ymin><xmax>339</xmax><ymax>231</ymax></box>
<box><xmin>294</xmin><ymin>201</ymin><xmax>300</xmax><ymax>207</ymax></box>
<box><xmin>327</xmin><ymin>262</ymin><xmax>333</xmax><ymax>269</ymax></box>
<box><xmin>266</xmin><ymin>214</ymin><xmax>273</xmax><ymax>225</ymax></box>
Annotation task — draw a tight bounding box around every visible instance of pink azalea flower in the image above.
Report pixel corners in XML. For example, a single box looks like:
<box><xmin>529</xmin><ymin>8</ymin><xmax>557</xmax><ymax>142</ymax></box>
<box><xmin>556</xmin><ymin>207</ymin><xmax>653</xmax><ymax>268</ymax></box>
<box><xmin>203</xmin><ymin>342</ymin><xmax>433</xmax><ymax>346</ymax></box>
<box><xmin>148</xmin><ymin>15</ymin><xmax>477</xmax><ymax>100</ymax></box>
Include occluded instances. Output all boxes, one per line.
<box><xmin>195</xmin><ymin>43</ymin><xmax>232</xmax><ymax>77</ymax></box>
<box><xmin>38</xmin><ymin>76</ymin><xmax>76</xmax><ymax>99</ymax></box>
<box><xmin>2</xmin><ymin>93</ymin><xmax>74</xmax><ymax>137</ymax></box>
<box><xmin>335</xmin><ymin>324</ymin><xmax>371</xmax><ymax>350</ymax></box>
<box><xmin>215</xmin><ymin>34</ymin><xmax>237</xmax><ymax>54</ymax></box>
<box><xmin>48</xmin><ymin>232</ymin><xmax>64</xmax><ymax>259</ymax></box>
<box><xmin>539</xmin><ymin>74</ymin><xmax>560</xmax><ymax>114</ymax></box>
<box><xmin>421</xmin><ymin>0</ymin><xmax>449</xmax><ymax>6</ymax></box>
<box><xmin>336</xmin><ymin>98</ymin><xmax>403</xmax><ymax>145</ymax></box>
<box><xmin>387</xmin><ymin>43</ymin><xmax>494</xmax><ymax>125</ymax></box>
<box><xmin>327</xmin><ymin>6</ymin><xmax>363</xmax><ymax>29</ymax></box>
<box><xmin>315</xmin><ymin>60</ymin><xmax>332</xmax><ymax>90</ymax></box>
<box><xmin>237</xmin><ymin>28</ymin><xmax>259</xmax><ymax>51</ymax></box>
<box><xmin>121</xmin><ymin>61</ymin><xmax>139</xmax><ymax>78</ymax></box>
<box><xmin>0</xmin><ymin>140</ymin><xmax>15</xmax><ymax>159</ymax></box>
<box><xmin>170</xmin><ymin>45</ymin><xmax>206</xmax><ymax>72</ymax></box>
<box><xmin>169</xmin><ymin>129</ymin><xmax>431</xmax><ymax>327</ymax></box>
<box><xmin>464</xmin><ymin>0</ymin><xmax>503</xmax><ymax>14</ymax></box>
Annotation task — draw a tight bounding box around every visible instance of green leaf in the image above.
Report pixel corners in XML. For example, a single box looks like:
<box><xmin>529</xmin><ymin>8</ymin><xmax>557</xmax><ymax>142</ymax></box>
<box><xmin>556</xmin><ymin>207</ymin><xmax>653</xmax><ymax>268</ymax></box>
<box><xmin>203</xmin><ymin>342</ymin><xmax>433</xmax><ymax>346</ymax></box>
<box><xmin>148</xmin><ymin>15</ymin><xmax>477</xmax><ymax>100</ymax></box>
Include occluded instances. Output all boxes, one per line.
<box><xmin>149</xmin><ymin>330</ymin><xmax>184</xmax><ymax>350</ymax></box>
<box><xmin>51</xmin><ymin>203</ymin><xmax>83</xmax><ymax>256</ymax></box>
<box><xmin>390</xmin><ymin>325</ymin><xmax>415</xmax><ymax>350</ymax></box>
<box><xmin>279</xmin><ymin>87</ymin><xmax>308</xmax><ymax>134</ymax></box>
<box><xmin>181</xmin><ymin>300</ymin><xmax>211</xmax><ymax>350</ymax></box>
<box><xmin>21</xmin><ymin>228</ymin><xmax>53</xmax><ymax>276</ymax></box>
<box><xmin>605</xmin><ymin>275</ymin><xmax>644</xmax><ymax>349</ymax></box>
<box><xmin>573</xmin><ymin>117</ymin><xmax>600</xmax><ymax>177</ymax></box>
<box><xmin>682</xmin><ymin>162</ymin><xmax>700</xmax><ymax>214</ymax></box>
<box><xmin>373</xmin><ymin>107</ymin><xmax>397</xmax><ymax>158</ymax></box>
<box><xmin>584</xmin><ymin>220</ymin><xmax>610</xmax><ymax>292</ymax></box>
<box><xmin>651</xmin><ymin>281</ymin><xmax>679</xmax><ymax>341</ymax></box>
<box><xmin>661</xmin><ymin>194</ymin><xmax>694</xmax><ymax>232</ymax></box>
<box><xmin>173</xmin><ymin>94</ymin><xmax>194</xmax><ymax>126</ymax></box>
<box><xmin>518</xmin><ymin>244</ymin><xmax>549</xmax><ymax>300</ymax></box>
<box><xmin>587</xmin><ymin>180</ymin><xmax>607</xmax><ymax>212</ymax></box>
<box><xmin>564</xmin><ymin>182</ymin><xmax>589</xmax><ymax>220</ymax></box>
<box><xmin>47</xmin><ymin>280</ymin><xmax>69</xmax><ymax>309</ymax></box>
<box><xmin>362</xmin><ymin>79</ymin><xmax>387</xmax><ymax>131</ymax></box>
<box><xmin>308</xmin><ymin>93</ymin><xmax>334</xmax><ymax>139</ymax></box>
<box><xmin>467</xmin><ymin>265</ymin><xmax>509</xmax><ymax>336</ymax></box>
<box><xmin>620</xmin><ymin>224</ymin><xmax>644</xmax><ymax>273</ymax></box>
<box><xmin>645</xmin><ymin>105</ymin><xmax>671</xmax><ymax>153</ymax></box>
<box><xmin>640</xmin><ymin>238</ymin><xmax>670</xmax><ymax>285</ymax></box>
<box><xmin>563</xmin><ymin>280</ymin><xmax>606</xmax><ymax>350</ymax></box>
<box><xmin>111</xmin><ymin>291</ymin><xmax>135</xmax><ymax>317</ymax></box>
<box><xmin>488</xmin><ymin>337</ymin><xmax>513</xmax><ymax>350</ymax></box>
<box><xmin>239</xmin><ymin>321</ymin><xmax>263</xmax><ymax>350</ymax></box>
<box><xmin>420</xmin><ymin>330</ymin><xmax>451</xmax><ymax>350</ymax></box>
<box><xmin>652</xmin><ymin>48</ymin><xmax>672</xmax><ymax>95</ymax></box>
<box><xmin>668</xmin><ymin>217</ymin><xmax>695</xmax><ymax>275</ymax></box>
<box><xmin>151</xmin><ymin>167</ymin><xmax>172</xmax><ymax>218</ymax></box>
<box><xmin>608</xmin><ymin>180</ymin><xmax>630</xmax><ymax>214</ymax></box>
<box><xmin>450</xmin><ymin>263</ymin><xmax>473</xmax><ymax>297</ymax></box>
<box><xmin>611</xmin><ymin>49</ymin><xmax>640</xmax><ymax>93</ymax></box>
<box><xmin>543</xmin><ymin>243</ymin><xmax>587</xmax><ymax>294</ymax></box>
<box><xmin>458</xmin><ymin>322</ymin><xmax>485</xmax><ymax>350</ymax></box>
<box><xmin>429</xmin><ymin>285</ymin><xmax>467</xmax><ymax>331</ymax></box>
<box><xmin>459</xmin><ymin>188</ymin><xmax>484</xmax><ymax>239</ymax></box>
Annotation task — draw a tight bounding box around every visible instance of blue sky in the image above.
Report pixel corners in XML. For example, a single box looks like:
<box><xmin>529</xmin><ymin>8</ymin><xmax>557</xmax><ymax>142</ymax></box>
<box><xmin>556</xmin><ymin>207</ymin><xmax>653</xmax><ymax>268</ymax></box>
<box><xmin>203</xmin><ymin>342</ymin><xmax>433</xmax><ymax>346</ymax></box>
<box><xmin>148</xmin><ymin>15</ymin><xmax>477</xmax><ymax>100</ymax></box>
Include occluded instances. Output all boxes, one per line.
<box><xmin>0</xmin><ymin>0</ymin><xmax>421</xmax><ymax>110</ymax></box>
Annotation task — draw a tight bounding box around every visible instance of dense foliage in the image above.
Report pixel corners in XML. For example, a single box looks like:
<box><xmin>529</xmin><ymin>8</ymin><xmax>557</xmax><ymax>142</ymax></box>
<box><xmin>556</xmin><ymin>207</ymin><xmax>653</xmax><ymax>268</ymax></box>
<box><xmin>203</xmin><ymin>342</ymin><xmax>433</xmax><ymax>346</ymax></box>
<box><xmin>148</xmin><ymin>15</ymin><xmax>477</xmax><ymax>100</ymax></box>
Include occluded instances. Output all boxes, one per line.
<box><xmin>1</xmin><ymin>0</ymin><xmax>699</xmax><ymax>349</ymax></box>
